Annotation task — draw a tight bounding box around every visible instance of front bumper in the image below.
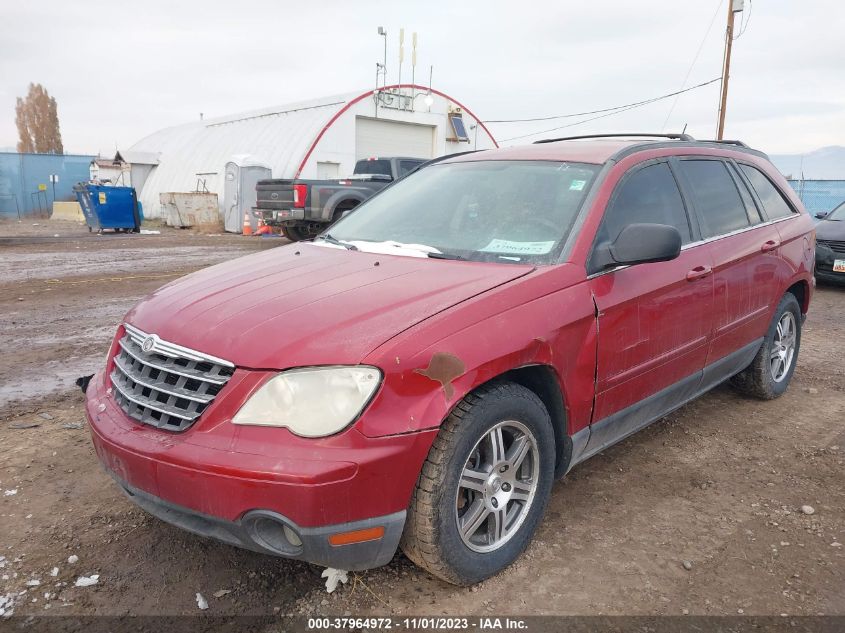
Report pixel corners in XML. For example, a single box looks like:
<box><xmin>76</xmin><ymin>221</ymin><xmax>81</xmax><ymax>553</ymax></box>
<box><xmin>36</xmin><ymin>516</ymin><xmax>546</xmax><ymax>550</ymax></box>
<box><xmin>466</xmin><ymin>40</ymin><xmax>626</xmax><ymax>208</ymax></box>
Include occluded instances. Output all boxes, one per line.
<box><xmin>85</xmin><ymin>370</ymin><xmax>436</xmax><ymax>570</ymax></box>
<box><xmin>815</xmin><ymin>247</ymin><xmax>845</xmax><ymax>284</ymax></box>
<box><xmin>114</xmin><ymin>476</ymin><xmax>405</xmax><ymax>570</ymax></box>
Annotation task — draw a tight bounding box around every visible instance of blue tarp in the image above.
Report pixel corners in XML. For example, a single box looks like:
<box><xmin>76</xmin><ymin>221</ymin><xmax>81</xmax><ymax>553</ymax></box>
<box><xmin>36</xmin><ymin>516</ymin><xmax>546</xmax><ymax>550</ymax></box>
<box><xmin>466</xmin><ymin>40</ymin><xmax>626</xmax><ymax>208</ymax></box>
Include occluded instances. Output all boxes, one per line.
<box><xmin>787</xmin><ymin>180</ymin><xmax>845</xmax><ymax>215</ymax></box>
<box><xmin>0</xmin><ymin>152</ymin><xmax>95</xmax><ymax>218</ymax></box>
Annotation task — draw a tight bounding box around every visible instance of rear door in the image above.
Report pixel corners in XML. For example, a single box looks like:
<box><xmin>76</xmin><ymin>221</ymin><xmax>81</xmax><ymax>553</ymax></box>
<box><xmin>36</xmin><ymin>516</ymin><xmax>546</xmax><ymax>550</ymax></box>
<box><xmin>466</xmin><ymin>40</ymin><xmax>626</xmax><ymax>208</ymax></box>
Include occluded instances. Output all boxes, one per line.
<box><xmin>735</xmin><ymin>161</ymin><xmax>807</xmax><ymax>282</ymax></box>
<box><xmin>586</xmin><ymin>159</ymin><xmax>714</xmax><ymax>454</ymax></box>
<box><xmin>674</xmin><ymin>157</ymin><xmax>781</xmax><ymax>373</ymax></box>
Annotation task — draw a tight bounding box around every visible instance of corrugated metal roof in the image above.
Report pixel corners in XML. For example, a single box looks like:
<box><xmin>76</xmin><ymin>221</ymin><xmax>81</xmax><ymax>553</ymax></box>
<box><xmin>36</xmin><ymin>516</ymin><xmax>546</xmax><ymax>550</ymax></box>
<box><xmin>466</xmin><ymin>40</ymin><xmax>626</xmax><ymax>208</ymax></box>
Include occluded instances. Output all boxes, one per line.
<box><xmin>128</xmin><ymin>91</ymin><xmax>358</xmax><ymax>217</ymax></box>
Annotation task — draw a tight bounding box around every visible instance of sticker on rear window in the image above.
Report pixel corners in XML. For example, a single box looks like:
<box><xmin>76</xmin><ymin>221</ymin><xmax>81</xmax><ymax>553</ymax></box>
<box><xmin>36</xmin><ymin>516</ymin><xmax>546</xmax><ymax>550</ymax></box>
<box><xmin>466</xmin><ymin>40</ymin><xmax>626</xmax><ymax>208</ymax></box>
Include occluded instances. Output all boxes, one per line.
<box><xmin>480</xmin><ymin>239</ymin><xmax>556</xmax><ymax>255</ymax></box>
<box><xmin>569</xmin><ymin>179</ymin><xmax>586</xmax><ymax>191</ymax></box>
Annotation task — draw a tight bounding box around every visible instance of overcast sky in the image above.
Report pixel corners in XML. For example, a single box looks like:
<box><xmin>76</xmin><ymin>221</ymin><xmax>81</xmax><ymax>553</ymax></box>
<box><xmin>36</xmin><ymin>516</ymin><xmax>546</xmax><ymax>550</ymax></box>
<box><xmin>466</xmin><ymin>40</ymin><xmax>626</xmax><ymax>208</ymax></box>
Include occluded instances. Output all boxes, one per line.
<box><xmin>1</xmin><ymin>0</ymin><xmax>843</xmax><ymax>156</ymax></box>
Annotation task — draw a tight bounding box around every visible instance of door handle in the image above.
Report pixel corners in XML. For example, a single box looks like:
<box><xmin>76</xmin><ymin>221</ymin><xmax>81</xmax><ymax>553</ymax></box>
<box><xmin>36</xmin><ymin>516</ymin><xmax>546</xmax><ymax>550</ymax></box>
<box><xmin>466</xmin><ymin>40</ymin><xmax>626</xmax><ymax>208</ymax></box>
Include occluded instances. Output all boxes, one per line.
<box><xmin>686</xmin><ymin>265</ymin><xmax>712</xmax><ymax>281</ymax></box>
<box><xmin>761</xmin><ymin>239</ymin><xmax>780</xmax><ymax>252</ymax></box>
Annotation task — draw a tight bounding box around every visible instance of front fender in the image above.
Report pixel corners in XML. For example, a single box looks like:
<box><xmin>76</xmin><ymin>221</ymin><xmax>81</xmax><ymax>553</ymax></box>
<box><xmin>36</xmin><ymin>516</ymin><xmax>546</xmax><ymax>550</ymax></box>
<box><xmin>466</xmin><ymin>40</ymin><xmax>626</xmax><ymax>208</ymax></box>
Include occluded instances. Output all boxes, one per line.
<box><xmin>357</xmin><ymin>269</ymin><xmax>597</xmax><ymax>439</ymax></box>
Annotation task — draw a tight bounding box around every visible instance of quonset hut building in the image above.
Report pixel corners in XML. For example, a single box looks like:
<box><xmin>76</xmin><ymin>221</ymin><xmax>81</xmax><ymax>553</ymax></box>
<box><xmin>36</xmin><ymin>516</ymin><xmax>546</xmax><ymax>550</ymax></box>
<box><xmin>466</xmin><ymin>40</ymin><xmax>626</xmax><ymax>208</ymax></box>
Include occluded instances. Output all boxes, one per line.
<box><xmin>125</xmin><ymin>84</ymin><xmax>498</xmax><ymax>229</ymax></box>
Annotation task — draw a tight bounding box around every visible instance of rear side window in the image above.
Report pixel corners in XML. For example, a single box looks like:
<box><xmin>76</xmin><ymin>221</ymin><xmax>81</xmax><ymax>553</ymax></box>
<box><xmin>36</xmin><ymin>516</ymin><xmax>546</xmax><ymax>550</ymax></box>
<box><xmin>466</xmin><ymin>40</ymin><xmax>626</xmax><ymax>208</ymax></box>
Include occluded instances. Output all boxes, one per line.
<box><xmin>599</xmin><ymin>162</ymin><xmax>692</xmax><ymax>244</ymax></box>
<box><xmin>728</xmin><ymin>163</ymin><xmax>764</xmax><ymax>224</ymax></box>
<box><xmin>677</xmin><ymin>160</ymin><xmax>749</xmax><ymax>238</ymax></box>
<box><xmin>398</xmin><ymin>160</ymin><xmax>424</xmax><ymax>177</ymax></box>
<box><xmin>738</xmin><ymin>164</ymin><xmax>796</xmax><ymax>220</ymax></box>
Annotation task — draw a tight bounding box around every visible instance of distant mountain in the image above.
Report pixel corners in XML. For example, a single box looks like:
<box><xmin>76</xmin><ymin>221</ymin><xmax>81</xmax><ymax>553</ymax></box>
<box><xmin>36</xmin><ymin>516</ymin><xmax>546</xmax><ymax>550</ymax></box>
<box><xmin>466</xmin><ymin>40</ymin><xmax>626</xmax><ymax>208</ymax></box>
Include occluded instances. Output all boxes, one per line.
<box><xmin>770</xmin><ymin>146</ymin><xmax>845</xmax><ymax>180</ymax></box>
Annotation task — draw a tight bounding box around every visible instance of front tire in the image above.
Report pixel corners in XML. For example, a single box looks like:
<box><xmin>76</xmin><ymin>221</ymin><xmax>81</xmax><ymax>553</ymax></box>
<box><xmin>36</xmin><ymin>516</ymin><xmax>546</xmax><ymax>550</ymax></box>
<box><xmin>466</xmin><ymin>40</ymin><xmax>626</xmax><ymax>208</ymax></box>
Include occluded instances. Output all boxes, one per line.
<box><xmin>731</xmin><ymin>292</ymin><xmax>802</xmax><ymax>400</ymax></box>
<box><xmin>400</xmin><ymin>382</ymin><xmax>555</xmax><ymax>585</ymax></box>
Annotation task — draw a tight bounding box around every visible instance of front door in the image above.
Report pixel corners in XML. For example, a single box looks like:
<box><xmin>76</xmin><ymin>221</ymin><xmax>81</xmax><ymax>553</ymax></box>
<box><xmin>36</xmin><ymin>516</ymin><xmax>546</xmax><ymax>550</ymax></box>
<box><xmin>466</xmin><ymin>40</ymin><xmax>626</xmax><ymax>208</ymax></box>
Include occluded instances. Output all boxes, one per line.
<box><xmin>586</xmin><ymin>160</ymin><xmax>714</xmax><ymax>455</ymax></box>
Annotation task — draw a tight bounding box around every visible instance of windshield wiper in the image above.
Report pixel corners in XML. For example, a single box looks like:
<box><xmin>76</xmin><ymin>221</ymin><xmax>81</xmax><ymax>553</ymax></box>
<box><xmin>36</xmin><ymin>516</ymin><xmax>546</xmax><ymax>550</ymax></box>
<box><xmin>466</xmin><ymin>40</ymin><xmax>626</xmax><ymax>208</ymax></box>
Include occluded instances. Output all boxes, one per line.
<box><xmin>427</xmin><ymin>251</ymin><xmax>466</xmax><ymax>260</ymax></box>
<box><xmin>317</xmin><ymin>234</ymin><xmax>358</xmax><ymax>250</ymax></box>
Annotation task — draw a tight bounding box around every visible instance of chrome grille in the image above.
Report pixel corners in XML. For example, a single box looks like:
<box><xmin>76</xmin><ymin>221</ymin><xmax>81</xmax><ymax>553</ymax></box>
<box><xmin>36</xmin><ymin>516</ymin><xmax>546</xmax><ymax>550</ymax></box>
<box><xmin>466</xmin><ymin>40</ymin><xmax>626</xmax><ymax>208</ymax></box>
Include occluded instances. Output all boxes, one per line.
<box><xmin>110</xmin><ymin>323</ymin><xmax>235</xmax><ymax>432</ymax></box>
<box><xmin>817</xmin><ymin>239</ymin><xmax>845</xmax><ymax>255</ymax></box>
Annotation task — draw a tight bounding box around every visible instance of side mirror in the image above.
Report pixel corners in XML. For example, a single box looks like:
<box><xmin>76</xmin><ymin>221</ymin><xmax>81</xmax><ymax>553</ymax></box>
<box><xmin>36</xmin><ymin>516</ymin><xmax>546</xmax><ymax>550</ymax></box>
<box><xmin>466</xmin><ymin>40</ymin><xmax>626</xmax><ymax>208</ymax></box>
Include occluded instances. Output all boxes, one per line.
<box><xmin>593</xmin><ymin>223</ymin><xmax>682</xmax><ymax>271</ymax></box>
<box><xmin>815</xmin><ymin>211</ymin><xmax>829</xmax><ymax>219</ymax></box>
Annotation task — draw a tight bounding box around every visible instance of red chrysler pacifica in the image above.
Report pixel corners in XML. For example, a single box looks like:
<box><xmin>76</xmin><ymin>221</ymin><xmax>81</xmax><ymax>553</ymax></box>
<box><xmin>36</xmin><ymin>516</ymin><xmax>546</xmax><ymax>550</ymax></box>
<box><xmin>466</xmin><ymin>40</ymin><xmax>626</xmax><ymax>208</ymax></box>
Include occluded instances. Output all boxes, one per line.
<box><xmin>85</xmin><ymin>134</ymin><xmax>815</xmax><ymax>585</ymax></box>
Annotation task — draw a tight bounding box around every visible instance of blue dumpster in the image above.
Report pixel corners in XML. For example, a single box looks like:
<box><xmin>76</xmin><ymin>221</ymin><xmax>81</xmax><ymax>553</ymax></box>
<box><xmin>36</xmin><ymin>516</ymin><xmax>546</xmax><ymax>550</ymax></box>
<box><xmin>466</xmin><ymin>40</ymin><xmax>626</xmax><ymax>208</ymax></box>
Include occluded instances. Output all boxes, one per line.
<box><xmin>73</xmin><ymin>184</ymin><xmax>141</xmax><ymax>233</ymax></box>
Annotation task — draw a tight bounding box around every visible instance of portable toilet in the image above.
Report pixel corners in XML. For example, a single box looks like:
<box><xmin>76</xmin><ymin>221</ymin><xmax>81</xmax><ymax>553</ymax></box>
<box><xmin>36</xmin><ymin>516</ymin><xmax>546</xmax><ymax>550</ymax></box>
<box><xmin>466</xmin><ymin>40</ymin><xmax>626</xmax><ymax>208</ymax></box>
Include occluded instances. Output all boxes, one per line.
<box><xmin>223</xmin><ymin>155</ymin><xmax>272</xmax><ymax>233</ymax></box>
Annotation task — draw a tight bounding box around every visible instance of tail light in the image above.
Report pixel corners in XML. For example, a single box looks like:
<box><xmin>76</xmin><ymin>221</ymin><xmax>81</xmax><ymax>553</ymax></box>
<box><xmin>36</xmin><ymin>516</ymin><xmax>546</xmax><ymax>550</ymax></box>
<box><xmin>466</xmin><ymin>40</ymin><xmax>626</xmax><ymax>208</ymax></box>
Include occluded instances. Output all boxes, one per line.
<box><xmin>293</xmin><ymin>184</ymin><xmax>307</xmax><ymax>208</ymax></box>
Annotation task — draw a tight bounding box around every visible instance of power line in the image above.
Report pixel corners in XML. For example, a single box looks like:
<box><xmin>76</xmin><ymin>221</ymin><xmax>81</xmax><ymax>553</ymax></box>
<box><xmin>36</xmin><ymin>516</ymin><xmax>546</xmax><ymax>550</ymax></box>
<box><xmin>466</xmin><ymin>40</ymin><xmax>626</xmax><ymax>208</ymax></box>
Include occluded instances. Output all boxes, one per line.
<box><xmin>498</xmin><ymin>77</ymin><xmax>721</xmax><ymax>143</ymax></box>
<box><xmin>661</xmin><ymin>0</ymin><xmax>725</xmax><ymax>132</ymax></box>
<box><xmin>486</xmin><ymin>77</ymin><xmax>719</xmax><ymax>125</ymax></box>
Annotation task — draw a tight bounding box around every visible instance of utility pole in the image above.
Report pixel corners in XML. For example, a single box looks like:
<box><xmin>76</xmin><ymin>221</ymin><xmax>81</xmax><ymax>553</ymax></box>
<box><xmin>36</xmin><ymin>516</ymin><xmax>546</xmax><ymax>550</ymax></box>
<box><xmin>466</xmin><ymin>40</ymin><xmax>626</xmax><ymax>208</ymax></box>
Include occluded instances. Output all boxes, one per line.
<box><xmin>717</xmin><ymin>0</ymin><xmax>744</xmax><ymax>140</ymax></box>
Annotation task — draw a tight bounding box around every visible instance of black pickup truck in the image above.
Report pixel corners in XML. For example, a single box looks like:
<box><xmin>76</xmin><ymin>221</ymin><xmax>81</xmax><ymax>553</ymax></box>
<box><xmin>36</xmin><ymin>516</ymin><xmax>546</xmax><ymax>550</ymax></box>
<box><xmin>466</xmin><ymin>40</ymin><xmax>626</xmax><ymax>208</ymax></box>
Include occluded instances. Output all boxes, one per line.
<box><xmin>254</xmin><ymin>156</ymin><xmax>426</xmax><ymax>241</ymax></box>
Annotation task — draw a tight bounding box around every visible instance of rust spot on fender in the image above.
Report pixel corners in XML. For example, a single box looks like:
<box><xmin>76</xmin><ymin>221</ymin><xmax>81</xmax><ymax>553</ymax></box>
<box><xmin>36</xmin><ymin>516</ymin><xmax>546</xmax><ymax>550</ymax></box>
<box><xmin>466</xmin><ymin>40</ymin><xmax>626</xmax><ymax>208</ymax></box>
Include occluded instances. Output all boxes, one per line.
<box><xmin>414</xmin><ymin>352</ymin><xmax>465</xmax><ymax>400</ymax></box>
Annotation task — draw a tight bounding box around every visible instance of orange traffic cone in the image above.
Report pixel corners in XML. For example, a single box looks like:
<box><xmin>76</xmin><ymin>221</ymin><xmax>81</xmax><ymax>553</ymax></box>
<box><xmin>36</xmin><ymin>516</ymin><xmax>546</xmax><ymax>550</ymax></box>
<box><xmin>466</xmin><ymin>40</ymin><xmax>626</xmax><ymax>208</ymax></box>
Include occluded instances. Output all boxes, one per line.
<box><xmin>242</xmin><ymin>211</ymin><xmax>253</xmax><ymax>236</ymax></box>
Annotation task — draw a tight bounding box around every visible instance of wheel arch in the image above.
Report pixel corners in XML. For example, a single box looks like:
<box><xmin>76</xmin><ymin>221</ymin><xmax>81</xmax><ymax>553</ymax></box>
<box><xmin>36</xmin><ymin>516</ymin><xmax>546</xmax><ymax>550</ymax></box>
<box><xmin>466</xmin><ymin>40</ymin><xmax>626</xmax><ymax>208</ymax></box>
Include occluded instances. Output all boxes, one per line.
<box><xmin>496</xmin><ymin>365</ymin><xmax>572</xmax><ymax>478</ymax></box>
<box><xmin>785</xmin><ymin>278</ymin><xmax>810</xmax><ymax>315</ymax></box>
<box><xmin>322</xmin><ymin>192</ymin><xmax>366</xmax><ymax>221</ymax></box>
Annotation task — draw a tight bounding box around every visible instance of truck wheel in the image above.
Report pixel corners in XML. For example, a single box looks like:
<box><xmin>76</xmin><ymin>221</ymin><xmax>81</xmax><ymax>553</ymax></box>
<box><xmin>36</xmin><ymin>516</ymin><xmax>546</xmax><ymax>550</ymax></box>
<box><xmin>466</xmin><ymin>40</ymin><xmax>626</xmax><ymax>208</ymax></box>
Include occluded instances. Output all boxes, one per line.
<box><xmin>731</xmin><ymin>292</ymin><xmax>802</xmax><ymax>400</ymax></box>
<box><xmin>330</xmin><ymin>201</ymin><xmax>359</xmax><ymax>225</ymax></box>
<box><xmin>281</xmin><ymin>226</ymin><xmax>306</xmax><ymax>241</ymax></box>
<box><xmin>400</xmin><ymin>381</ymin><xmax>555</xmax><ymax>585</ymax></box>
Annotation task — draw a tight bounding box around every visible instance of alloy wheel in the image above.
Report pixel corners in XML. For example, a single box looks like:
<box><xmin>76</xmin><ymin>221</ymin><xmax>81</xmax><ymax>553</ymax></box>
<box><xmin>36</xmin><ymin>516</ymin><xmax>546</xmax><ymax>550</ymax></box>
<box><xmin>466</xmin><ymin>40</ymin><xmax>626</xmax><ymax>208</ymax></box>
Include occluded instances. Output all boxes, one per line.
<box><xmin>770</xmin><ymin>311</ymin><xmax>797</xmax><ymax>383</ymax></box>
<box><xmin>455</xmin><ymin>420</ymin><xmax>540</xmax><ymax>553</ymax></box>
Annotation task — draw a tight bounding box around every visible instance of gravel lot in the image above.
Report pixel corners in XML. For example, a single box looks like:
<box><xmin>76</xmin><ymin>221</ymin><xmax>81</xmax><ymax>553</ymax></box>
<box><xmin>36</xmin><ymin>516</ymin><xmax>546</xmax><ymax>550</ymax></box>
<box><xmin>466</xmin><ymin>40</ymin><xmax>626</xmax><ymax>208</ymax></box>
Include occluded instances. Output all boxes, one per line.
<box><xmin>1</xmin><ymin>219</ymin><xmax>843</xmax><ymax>619</ymax></box>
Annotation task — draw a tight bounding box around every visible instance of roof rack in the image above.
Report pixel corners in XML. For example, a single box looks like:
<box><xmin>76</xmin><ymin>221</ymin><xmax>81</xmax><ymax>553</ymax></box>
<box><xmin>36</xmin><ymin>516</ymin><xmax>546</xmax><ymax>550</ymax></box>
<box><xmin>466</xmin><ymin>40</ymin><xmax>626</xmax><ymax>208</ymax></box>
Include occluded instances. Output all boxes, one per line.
<box><xmin>533</xmin><ymin>132</ymin><xmax>695</xmax><ymax>144</ymax></box>
<box><xmin>698</xmin><ymin>139</ymin><xmax>750</xmax><ymax>148</ymax></box>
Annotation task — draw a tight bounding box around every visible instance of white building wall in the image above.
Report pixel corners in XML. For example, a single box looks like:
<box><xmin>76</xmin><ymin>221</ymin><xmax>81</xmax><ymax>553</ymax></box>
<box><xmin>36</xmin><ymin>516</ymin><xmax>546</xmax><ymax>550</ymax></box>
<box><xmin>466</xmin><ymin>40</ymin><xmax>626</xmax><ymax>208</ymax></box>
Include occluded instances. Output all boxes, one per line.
<box><xmin>127</xmin><ymin>87</ymin><xmax>497</xmax><ymax>220</ymax></box>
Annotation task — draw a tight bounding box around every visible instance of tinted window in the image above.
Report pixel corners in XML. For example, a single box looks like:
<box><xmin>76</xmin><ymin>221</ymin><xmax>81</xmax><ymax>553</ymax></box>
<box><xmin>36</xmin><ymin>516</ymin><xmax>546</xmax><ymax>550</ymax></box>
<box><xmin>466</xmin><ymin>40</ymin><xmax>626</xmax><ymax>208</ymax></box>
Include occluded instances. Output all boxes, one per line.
<box><xmin>728</xmin><ymin>163</ymin><xmax>764</xmax><ymax>224</ymax></box>
<box><xmin>678</xmin><ymin>160</ymin><xmax>749</xmax><ymax>237</ymax></box>
<box><xmin>599</xmin><ymin>162</ymin><xmax>691</xmax><ymax>245</ymax></box>
<box><xmin>354</xmin><ymin>159</ymin><xmax>392</xmax><ymax>177</ymax></box>
<box><xmin>398</xmin><ymin>160</ymin><xmax>424</xmax><ymax>177</ymax></box>
<box><xmin>739</xmin><ymin>164</ymin><xmax>796</xmax><ymax>220</ymax></box>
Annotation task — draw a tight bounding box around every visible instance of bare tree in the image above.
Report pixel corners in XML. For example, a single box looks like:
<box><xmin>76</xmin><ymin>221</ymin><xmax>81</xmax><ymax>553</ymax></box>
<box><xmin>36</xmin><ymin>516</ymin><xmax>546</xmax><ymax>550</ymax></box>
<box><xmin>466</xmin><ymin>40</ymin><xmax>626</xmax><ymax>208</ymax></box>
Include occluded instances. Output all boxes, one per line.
<box><xmin>15</xmin><ymin>83</ymin><xmax>64</xmax><ymax>154</ymax></box>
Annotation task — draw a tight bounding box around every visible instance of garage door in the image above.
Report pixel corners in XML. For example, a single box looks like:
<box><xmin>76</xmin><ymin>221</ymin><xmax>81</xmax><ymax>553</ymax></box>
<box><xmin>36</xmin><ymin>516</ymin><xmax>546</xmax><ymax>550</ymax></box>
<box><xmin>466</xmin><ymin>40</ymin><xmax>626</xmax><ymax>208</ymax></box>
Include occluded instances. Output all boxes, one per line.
<box><xmin>355</xmin><ymin>117</ymin><xmax>435</xmax><ymax>160</ymax></box>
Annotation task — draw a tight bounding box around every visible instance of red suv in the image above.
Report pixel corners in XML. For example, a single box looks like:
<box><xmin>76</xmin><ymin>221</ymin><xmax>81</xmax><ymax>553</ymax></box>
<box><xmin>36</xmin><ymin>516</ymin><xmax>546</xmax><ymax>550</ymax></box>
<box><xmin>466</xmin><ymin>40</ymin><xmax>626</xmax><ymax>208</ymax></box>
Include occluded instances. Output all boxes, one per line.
<box><xmin>85</xmin><ymin>133</ymin><xmax>814</xmax><ymax>585</ymax></box>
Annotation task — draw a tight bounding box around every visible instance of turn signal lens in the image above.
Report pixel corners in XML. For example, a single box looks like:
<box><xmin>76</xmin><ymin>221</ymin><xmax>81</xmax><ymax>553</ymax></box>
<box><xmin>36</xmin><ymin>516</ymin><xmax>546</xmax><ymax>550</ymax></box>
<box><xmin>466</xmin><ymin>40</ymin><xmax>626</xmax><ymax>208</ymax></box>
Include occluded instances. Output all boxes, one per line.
<box><xmin>328</xmin><ymin>526</ymin><xmax>385</xmax><ymax>546</ymax></box>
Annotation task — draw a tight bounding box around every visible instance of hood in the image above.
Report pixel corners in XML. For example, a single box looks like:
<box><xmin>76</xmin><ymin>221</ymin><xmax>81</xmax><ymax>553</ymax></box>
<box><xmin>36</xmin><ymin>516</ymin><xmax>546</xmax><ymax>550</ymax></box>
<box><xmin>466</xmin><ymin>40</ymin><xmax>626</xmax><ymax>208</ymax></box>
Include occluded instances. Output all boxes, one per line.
<box><xmin>816</xmin><ymin>219</ymin><xmax>845</xmax><ymax>241</ymax></box>
<box><xmin>125</xmin><ymin>243</ymin><xmax>533</xmax><ymax>368</ymax></box>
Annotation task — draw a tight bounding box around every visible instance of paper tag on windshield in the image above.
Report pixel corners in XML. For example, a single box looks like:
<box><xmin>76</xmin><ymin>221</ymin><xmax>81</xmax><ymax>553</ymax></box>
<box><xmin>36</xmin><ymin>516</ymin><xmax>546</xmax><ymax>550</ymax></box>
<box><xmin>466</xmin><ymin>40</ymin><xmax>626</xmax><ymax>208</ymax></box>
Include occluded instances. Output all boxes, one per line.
<box><xmin>480</xmin><ymin>239</ymin><xmax>556</xmax><ymax>255</ymax></box>
<box><xmin>569</xmin><ymin>179</ymin><xmax>586</xmax><ymax>191</ymax></box>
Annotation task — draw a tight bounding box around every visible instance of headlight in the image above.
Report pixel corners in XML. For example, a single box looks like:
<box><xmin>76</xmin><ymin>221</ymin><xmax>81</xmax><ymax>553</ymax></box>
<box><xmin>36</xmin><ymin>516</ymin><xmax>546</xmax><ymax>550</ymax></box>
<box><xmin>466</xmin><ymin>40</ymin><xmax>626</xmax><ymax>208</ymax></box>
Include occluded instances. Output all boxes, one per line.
<box><xmin>232</xmin><ymin>366</ymin><xmax>381</xmax><ymax>437</ymax></box>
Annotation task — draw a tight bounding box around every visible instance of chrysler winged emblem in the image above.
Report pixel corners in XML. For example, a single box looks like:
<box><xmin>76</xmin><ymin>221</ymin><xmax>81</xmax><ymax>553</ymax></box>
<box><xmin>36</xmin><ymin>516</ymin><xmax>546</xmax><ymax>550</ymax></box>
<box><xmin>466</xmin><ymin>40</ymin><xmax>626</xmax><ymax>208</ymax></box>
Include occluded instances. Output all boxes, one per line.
<box><xmin>141</xmin><ymin>335</ymin><xmax>157</xmax><ymax>353</ymax></box>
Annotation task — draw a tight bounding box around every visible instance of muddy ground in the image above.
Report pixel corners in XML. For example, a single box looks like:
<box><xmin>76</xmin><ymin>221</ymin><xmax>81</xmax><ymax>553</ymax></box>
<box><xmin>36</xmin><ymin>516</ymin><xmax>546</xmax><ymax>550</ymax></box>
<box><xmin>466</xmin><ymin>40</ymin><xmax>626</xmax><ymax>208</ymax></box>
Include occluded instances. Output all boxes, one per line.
<box><xmin>1</xmin><ymin>219</ymin><xmax>843</xmax><ymax>619</ymax></box>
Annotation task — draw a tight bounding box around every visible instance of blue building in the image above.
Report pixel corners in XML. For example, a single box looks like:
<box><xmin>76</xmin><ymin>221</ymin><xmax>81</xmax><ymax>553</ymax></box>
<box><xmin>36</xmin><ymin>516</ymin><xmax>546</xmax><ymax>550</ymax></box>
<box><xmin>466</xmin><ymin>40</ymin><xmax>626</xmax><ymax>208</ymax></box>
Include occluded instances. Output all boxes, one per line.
<box><xmin>0</xmin><ymin>152</ymin><xmax>94</xmax><ymax>218</ymax></box>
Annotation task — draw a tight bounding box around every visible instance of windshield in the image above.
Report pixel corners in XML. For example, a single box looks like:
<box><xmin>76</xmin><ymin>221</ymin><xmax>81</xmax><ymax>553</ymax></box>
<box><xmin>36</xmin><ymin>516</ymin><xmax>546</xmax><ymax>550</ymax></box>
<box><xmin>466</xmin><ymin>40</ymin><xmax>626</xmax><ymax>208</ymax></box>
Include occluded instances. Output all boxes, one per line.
<box><xmin>326</xmin><ymin>160</ymin><xmax>600</xmax><ymax>264</ymax></box>
<box><xmin>827</xmin><ymin>201</ymin><xmax>845</xmax><ymax>220</ymax></box>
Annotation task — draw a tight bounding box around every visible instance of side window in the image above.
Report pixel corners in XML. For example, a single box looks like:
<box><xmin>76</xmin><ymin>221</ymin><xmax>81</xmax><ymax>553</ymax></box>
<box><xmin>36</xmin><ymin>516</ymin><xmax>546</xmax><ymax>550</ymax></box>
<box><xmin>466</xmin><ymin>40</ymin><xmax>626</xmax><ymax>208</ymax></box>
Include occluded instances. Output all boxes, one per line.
<box><xmin>728</xmin><ymin>163</ymin><xmax>764</xmax><ymax>224</ymax></box>
<box><xmin>398</xmin><ymin>160</ymin><xmax>424</xmax><ymax>177</ymax></box>
<box><xmin>599</xmin><ymin>162</ymin><xmax>691</xmax><ymax>246</ymax></box>
<box><xmin>738</xmin><ymin>164</ymin><xmax>796</xmax><ymax>220</ymax></box>
<box><xmin>677</xmin><ymin>160</ymin><xmax>749</xmax><ymax>238</ymax></box>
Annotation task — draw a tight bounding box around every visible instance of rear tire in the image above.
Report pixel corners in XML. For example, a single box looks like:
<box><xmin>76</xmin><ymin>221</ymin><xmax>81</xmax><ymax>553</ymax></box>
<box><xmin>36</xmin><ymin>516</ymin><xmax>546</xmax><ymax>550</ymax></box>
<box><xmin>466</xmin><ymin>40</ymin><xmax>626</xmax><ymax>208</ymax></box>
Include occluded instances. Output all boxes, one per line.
<box><xmin>400</xmin><ymin>381</ymin><xmax>555</xmax><ymax>585</ymax></box>
<box><xmin>731</xmin><ymin>293</ymin><xmax>802</xmax><ymax>400</ymax></box>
